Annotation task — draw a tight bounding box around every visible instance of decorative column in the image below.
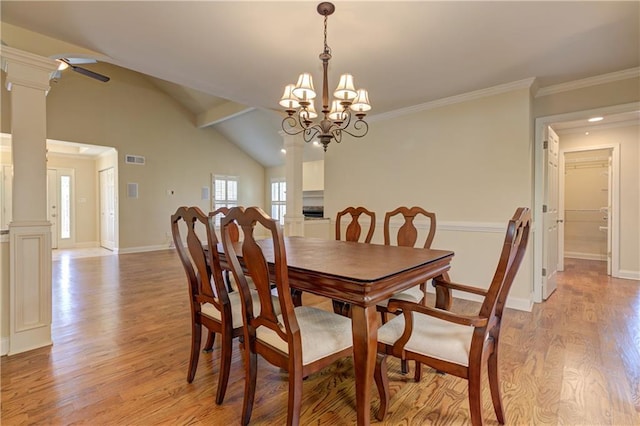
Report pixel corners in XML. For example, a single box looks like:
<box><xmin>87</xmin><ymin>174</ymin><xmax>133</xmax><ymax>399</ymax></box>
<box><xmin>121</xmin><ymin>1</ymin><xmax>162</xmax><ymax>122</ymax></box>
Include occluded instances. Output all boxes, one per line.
<box><xmin>281</xmin><ymin>131</ymin><xmax>305</xmax><ymax>236</ymax></box>
<box><xmin>1</xmin><ymin>46</ymin><xmax>58</xmax><ymax>355</ymax></box>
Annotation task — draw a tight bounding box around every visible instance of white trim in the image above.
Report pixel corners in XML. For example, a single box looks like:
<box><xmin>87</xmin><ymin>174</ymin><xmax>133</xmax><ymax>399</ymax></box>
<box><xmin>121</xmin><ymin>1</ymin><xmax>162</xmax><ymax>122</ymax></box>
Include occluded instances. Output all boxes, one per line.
<box><xmin>533</xmin><ymin>102</ymin><xmax>639</xmax><ymax>303</ymax></box>
<box><xmin>0</xmin><ymin>231</ymin><xmax>8</xmax><ymax>243</ymax></box>
<box><xmin>370</xmin><ymin>78</ymin><xmax>536</xmax><ymax>122</ymax></box>
<box><xmin>618</xmin><ymin>270</ymin><xmax>640</xmax><ymax>281</ymax></box>
<box><xmin>1</xmin><ymin>337</ymin><xmax>8</xmax><ymax>356</ymax></box>
<box><xmin>564</xmin><ymin>252</ymin><xmax>607</xmax><ymax>261</ymax></box>
<box><xmin>536</xmin><ymin>68</ymin><xmax>640</xmax><ymax>98</ymax></box>
<box><xmin>117</xmin><ymin>244</ymin><xmax>171</xmax><ymax>254</ymax></box>
<box><xmin>426</xmin><ymin>285</ymin><xmax>533</xmax><ymax>312</ymax></box>
<box><xmin>437</xmin><ymin>221</ymin><xmax>505</xmax><ymax>233</ymax></box>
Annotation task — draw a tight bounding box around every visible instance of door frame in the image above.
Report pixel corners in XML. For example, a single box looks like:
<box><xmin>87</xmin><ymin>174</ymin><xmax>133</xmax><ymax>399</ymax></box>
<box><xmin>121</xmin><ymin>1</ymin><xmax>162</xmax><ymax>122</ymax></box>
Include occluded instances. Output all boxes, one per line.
<box><xmin>533</xmin><ymin>101</ymin><xmax>638</xmax><ymax>303</ymax></box>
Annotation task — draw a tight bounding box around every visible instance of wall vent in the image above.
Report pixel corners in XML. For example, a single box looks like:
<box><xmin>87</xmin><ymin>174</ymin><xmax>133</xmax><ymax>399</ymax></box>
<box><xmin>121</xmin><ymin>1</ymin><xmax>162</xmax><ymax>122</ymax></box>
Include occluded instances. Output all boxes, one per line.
<box><xmin>125</xmin><ymin>154</ymin><xmax>145</xmax><ymax>165</ymax></box>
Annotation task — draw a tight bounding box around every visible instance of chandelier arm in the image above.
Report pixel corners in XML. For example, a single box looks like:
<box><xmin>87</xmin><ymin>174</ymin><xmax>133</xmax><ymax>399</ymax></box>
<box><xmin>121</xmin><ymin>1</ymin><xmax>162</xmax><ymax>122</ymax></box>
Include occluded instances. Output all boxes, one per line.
<box><xmin>303</xmin><ymin>126</ymin><xmax>321</xmax><ymax>143</ymax></box>
<box><xmin>337</xmin><ymin>119</ymin><xmax>369</xmax><ymax>139</ymax></box>
<box><xmin>281</xmin><ymin>116</ymin><xmax>306</xmax><ymax>136</ymax></box>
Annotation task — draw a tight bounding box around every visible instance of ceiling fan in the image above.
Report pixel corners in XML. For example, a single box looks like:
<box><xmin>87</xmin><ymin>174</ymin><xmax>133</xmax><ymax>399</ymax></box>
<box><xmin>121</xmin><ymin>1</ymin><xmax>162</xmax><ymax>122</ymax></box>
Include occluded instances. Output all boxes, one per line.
<box><xmin>56</xmin><ymin>58</ymin><xmax>110</xmax><ymax>82</ymax></box>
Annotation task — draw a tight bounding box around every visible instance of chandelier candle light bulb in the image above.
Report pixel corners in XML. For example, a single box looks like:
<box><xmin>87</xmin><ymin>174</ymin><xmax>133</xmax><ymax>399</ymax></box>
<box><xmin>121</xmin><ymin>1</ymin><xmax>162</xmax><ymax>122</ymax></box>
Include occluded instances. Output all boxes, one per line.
<box><xmin>280</xmin><ymin>2</ymin><xmax>371</xmax><ymax>151</ymax></box>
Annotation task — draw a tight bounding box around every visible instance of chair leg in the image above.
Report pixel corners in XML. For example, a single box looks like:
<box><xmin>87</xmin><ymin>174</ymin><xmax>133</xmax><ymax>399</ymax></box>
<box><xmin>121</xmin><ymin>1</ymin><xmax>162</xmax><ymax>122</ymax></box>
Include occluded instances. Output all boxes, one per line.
<box><xmin>203</xmin><ymin>330</ymin><xmax>215</xmax><ymax>353</ymax></box>
<box><xmin>287</xmin><ymin>362</ymin><xmax>303</xmax><ymax>426</ymax></box>
<box><xmin>215</xmin><ymin>332</ymin><xmax>233</xmax><ymax>405</ymax></box>
<box><xmin>414</xmin><ymin>361</ymin><xmax>422</xmax><ymax>382</ymax></box>
<box><xmin>401</xmin><ymin>359</ymin><xmax>409</xmax><ymax>374</ymax></box>
<box><xmin>374</xmin><ymin>353</ymin><xmax>390</xmax><ymax>421</ymax></box>
<box><xmin>487</xmin><ymin>340</ymin><xmax>505</xmax><ymax>424</ymax></box>
<box><xmin>187</xmin><ymin>322</ymin><xmax>202</xmax><ymax>383</ymax></box>
<box><xmin>468</xmin><ymin>362</ymin><xmax>484</xmax><ymax>426</ymax></box>
<box><xmin>241</xmin><ymin>350</ymin><xmax>257</xmax><ymax>426</ymax></box>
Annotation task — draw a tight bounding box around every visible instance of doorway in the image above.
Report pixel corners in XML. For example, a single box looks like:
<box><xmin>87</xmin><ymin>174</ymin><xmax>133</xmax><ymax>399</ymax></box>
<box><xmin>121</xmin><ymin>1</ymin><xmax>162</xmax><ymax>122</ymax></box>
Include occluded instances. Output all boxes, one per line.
<box><xmin>533</xmin><ymin>102</ymin><xmax>638</xmax><ymax>303</ymax></box>
<box><xmin>560</xmin><ymin>148</ymin><xmax>613</xmax><ymax>275</ymax></box>
<box><xmin>47</xmin><ymin>168</ymin><xmax>75</xmax><ymax>249</ymax></box>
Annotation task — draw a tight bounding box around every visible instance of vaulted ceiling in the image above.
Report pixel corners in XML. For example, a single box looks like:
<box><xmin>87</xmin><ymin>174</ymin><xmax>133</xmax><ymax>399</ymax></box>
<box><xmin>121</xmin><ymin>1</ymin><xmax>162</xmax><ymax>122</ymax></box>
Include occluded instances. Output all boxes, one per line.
<box><xmin>1</xmin><ymin>1</ymin><xmax>638</xmax><ymax>166</ymax></box>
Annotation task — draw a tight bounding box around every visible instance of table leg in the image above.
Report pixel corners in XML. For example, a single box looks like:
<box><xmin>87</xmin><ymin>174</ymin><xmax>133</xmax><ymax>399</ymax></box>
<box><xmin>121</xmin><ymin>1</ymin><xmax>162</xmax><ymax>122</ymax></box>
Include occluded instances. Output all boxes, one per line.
<box><xmin>350</xmin><ymin>305</ymin><xmax>377</xmax><ymax>426</ymax></box>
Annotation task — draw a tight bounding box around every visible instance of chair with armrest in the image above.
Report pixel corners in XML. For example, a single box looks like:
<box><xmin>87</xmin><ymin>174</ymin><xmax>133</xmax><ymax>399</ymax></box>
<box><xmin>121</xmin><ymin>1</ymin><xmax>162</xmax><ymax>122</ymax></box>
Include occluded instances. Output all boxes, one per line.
<box><xmin>374</xmin><ymin>207</ymin><xmax>531</xmax><ymax>426</ymax></box>
<box><xmin>221</xmin><ymin>206</ymin><xmax>353</xmax><ymax>426</ymax></box>
<box><xmin>170</xmin><ymin>206</ymin><xmax>269</xmax><ymax>405</ymax></box>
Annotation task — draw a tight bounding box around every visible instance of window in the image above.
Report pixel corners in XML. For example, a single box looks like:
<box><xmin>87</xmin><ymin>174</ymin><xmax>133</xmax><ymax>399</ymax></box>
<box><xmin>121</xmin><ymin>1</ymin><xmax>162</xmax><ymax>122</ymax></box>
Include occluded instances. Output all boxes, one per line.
<box><xmin>271</xmin><ymin>178</ymin><xmax>286</xmax><ymax>225</ymax></box>
<box><xmin>213</xmin><ymin>175</ymin><xmax>238</xmax><ymax>224</ymax></box>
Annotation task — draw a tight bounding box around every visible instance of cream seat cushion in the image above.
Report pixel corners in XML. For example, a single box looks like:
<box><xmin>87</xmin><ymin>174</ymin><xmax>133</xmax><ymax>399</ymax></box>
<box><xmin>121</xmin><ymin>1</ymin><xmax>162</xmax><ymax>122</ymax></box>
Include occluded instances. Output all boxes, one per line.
<box><xmin>376</xmin><ymin>286</ymin><xmax>424</xmax><ymax>307</ymax></box>
<box><xmin>201</xmin><ymin>289</ymin><xmax>280</xmax><ymax>329</ymax></box>
<box><xmin>255</xmin><ymin>306</ymin><xmax>352</xmax><ymax>366</ymax></box>
<box><xmin>377</xmin><ymin>311</ymin><xmax>474</xmax><ymax>367</ymax></box>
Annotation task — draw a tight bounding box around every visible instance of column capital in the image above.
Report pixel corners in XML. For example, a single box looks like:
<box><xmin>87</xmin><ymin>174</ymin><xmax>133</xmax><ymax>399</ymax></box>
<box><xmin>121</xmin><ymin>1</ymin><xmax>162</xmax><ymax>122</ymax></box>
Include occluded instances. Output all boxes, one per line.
<box><xmin>1</xmin><ymin>46</ymin><xmax>58</xmax><ymax>92</ymax></box>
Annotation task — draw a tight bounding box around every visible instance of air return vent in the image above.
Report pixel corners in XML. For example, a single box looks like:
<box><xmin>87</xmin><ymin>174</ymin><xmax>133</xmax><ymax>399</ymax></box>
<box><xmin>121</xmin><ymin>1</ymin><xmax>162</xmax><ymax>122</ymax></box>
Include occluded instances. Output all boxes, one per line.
<box><xmin>125</xmin><ymin>154</ymin><xmax>145</xmax><ymax>165</ymax></box>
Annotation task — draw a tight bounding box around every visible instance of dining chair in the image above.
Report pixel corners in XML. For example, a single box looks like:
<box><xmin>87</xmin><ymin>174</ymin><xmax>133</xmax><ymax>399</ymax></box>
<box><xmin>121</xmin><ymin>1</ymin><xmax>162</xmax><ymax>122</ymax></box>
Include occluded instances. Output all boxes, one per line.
<box><xmin>374</xmin><ymin>207</ymin><xmax>531</xmax><ymax>426</ymax></box>
<box><xmin>221</xmin><ymin>206</ymin><xmax>353</xmax><ymax>426</ymax></box>
<box><xmin>335</xmin><ymin>206</ymin><xmax>376</xmax><ymax>243</ymax></box>
<box><xmin>333</xmin><ymin>206</ymin><xmax>376</xmax><ymax>316</ymax></box>
<box><xmin>170</xmin><ymin>206</ymin><xmax>268</xmax><ymax>405</ymax></box>
<box><xmin>376</xmin><ymin>206</ymin><xmax>437</xmax><ymax>323</ymax></box>
<box><xmin>212</xmin><ymin>206</ymin><xmax>240</xmax><ymax>292</ymax></box>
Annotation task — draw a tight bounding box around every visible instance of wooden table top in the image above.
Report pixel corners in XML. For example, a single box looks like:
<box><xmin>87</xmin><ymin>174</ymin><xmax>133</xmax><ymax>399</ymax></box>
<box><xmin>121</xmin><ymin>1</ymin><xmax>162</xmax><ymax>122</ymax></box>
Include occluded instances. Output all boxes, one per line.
<box><xmin>219</xmin><ymin>236</ymin><xmax>454</xmax><ymax>306</ymax></box>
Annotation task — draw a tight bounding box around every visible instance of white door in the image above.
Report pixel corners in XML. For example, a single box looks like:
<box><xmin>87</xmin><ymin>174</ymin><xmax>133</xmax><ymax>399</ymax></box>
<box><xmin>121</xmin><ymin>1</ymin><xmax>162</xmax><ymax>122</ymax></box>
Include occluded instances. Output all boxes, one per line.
<box><xmin>99</xmin><ymin>168</ymin><xmax>116</xmax><ymax>250</ymax></box>
<box><xmin>606</xmin><ymin>155</ymin><xmax>613</xmax><ymax>275</ymax></box>
<box><xmin>48</xmin><ymin>168</ymin><xmax>75</xmax><ymax>249</ymax></box>
<box><xmin>47</xmin><ymin>169</ymin><xmax>59</xmax><ymax>249</ymax></box>
<box><xmin>542</xmin><ymin>126</ymin><xmax>560</xmax><ymax>299</ymax></box>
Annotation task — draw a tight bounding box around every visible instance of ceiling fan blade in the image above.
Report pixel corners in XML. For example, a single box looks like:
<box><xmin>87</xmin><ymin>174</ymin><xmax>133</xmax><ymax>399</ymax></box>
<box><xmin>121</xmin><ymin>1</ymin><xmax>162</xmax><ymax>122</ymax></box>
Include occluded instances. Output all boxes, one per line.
<box><xmin>70</xmin><ymin>65</ymin><xmax>110</xmax><ymax>82</ymax></box>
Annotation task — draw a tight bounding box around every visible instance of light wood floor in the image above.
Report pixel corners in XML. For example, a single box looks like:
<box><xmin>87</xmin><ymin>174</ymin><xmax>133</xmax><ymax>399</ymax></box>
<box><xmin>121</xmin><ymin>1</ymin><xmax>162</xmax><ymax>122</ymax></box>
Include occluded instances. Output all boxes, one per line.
<box><xmin>1</xmin><ymin>251</ymin><xmax>639</xmax><ymax>425</ymax></box>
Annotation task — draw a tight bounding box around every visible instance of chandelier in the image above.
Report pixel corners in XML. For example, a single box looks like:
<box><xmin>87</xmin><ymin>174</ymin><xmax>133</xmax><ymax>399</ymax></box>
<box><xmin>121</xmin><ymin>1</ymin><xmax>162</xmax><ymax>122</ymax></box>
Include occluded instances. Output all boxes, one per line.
<box><xmin>279</xmin><ymin>2</ymin><xmax>371</xmax><ymax>152</ymax></box>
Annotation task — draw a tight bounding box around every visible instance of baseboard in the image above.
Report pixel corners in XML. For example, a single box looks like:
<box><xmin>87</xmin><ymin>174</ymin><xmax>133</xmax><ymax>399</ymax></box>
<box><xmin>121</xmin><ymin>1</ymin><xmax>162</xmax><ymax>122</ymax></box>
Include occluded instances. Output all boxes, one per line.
<box><xmin>72</xmin><ymin>241</ymin><xmax>99</xmax><ymax>249</ymax></box>
<box><xmin>616</xmin><ymin>270</ymin><xmax>640</xmax><ymax>280</ymax></box>
<box><xmin>1</xmin><ymin>336</ymin><xmax>8</xmax><ymax>356</ymax></box>
<box><xmin>565</xmin><ymin>252</ymin><xmax>607</xmax><ymax>261</ymax></box>
<box><xmin>117</xmin><ymin>244</ymin><xmax>172</xmax><ymax>254</ymax></box>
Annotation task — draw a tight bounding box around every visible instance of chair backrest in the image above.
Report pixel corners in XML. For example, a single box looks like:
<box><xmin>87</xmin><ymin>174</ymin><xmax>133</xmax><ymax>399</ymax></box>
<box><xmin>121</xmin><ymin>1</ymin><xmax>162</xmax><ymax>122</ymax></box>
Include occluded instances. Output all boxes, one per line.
<box><xmin>171</xmin><ymin>206</ymin><xmax>229</xmax><ymax>314</ymax></box>
<box><xmin>480</xmin><ymin>207</ymin><xmax>531</xmax><ymax>321</ymax></box>
<box><xmin>212</xmin><ymin>207</ymin><xmax>240</xmax><ymax>243</ymax></box>
<box><xmin>384</xmin><ymin>206</ymin><xmax>436</xmax><ymax>249</ymax></box>
<box><xmin>221</xmin><ymin>207</ymin><xmax>299</xmax><ymax>347</ymax></box>
<box><xmin>335</xmin><ymin>206</ymin><xmax>376</xmax><ymax>243</ymax></box>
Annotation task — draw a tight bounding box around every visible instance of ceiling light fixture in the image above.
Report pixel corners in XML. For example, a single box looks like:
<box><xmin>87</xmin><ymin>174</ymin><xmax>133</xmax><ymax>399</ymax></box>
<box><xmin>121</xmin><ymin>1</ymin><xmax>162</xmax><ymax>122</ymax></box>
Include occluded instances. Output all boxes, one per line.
<box><xmin>279</xmin><ymin>2</ymin><xmax>371</xmax><ymax>152</ymax></box>
<box><xmin>588</xmin><ymin>116</ymin><xmax>604</xmax><ymax>122</ymax></box>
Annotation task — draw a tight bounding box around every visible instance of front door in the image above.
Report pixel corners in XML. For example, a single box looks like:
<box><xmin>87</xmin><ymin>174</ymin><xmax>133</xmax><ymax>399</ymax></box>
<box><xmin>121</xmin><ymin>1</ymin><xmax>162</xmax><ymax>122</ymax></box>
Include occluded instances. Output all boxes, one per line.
<box><xmin>542</xmin><ymin>126</ymin><xmax>559</xmax><ymax>299</ymax></box>
<box><xmin>47</xmin><ymin>169</ymin><xmax>58</xmax><ymax>249</ymax></box>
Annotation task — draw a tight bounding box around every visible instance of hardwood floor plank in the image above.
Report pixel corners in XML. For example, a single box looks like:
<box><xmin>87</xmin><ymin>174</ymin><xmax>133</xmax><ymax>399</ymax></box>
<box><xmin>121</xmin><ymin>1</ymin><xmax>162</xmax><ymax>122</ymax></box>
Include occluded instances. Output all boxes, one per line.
<box><xmin>2</xmin><ymin>253</ymin><xmax>639</xmax><ymax>425</ymax></box>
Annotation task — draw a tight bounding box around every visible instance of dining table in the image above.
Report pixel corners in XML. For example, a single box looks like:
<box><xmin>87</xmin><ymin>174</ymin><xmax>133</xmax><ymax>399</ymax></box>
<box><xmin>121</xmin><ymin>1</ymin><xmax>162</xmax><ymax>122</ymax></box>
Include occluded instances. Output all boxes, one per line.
<box><xmin>218</xmin><ymin>236</ymin><xmax>454</xmax><ymax>425</ymax></box>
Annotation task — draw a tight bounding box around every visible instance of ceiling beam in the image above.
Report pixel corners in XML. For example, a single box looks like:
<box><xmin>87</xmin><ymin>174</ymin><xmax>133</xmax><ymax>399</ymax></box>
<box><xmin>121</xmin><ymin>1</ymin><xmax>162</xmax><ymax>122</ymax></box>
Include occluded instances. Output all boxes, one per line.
<box><xmin>196</xmin><ymin>101</ymin><xmax>255</xmax><ymax>128</ymax></box>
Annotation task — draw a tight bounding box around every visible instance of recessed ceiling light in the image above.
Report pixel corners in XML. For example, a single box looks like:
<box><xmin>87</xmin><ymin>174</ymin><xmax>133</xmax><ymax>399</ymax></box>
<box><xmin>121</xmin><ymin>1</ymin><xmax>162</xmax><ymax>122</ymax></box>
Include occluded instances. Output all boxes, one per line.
<box><xmin>280</xmin><ymin>149</ymin><xmax>286</xmax><ymax>154</ymax></box>
<box><xmin>313</xmin><ymin>141</ymin><xmax>320</xmax><ymax>146</ymax></box>
<box><xmin>585</xmin><ymin>131</ymin><xmax>590</xmax><ymax>136</ymax></box>
<box><xmin>588</xmin><ymin>116</ymin><xmax>603</xmax><ymax>122</ymax></box>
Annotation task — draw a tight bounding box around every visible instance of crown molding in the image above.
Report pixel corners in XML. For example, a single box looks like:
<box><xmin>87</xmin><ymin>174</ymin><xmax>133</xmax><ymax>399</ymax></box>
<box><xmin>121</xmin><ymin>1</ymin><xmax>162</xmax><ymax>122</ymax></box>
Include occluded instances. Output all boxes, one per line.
<box><xmin>535</xmin><ymin>67</ymin><xmax>640</xmax><ymax>98</ymax></box>
<box><xmin>369</xmin><ymin>78</ymin><xmax>536</xmax><ymax>123</ymax></box>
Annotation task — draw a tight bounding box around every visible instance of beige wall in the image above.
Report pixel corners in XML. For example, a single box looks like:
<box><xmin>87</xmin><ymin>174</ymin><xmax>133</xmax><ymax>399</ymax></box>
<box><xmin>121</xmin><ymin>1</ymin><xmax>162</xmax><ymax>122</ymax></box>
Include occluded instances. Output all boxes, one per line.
<box><xmin>534</xmin><ymin>77</ymin><xmax>640</xmax><ymax>118</ymax></box>
<box><xmin>560</xmin><ymin>125</ymin><xmax>640</xmax><ymax>275</ymax></box>
<box><xmin>47</xmin><ymin>154</ymin><xmax>98</xmax><ymax>247</ymax></box>
<box><xmin>324</xmin><ymin>88</ymin><xmax>534</xmax><ymax>306</ymax></box>
<box><xmin>17</xmin><ymin>63</ymin><xmax>266</xmax><ymax>251</ymax></box>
